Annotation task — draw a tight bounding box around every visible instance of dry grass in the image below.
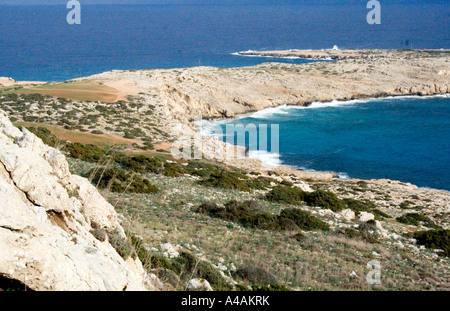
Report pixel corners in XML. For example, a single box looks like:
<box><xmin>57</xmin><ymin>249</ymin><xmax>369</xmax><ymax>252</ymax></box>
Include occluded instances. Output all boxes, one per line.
<box><xmin>14</xmin><ymin>81</ymin><xmax>122</xmax><ymax>102</ymax></box>
<box><xmin>16</xmin><ymin>122</ymin><xmax>138</xmax><ymax>147</ymax></box>
<box><xmin>63</xmin><ymin>155</ymin><xmax>450</xmax><ymax>291</ymax></box>
<box><xmin>80</xmin><ymin>169</ymin><xmax>449</xmax><ymax>291</ymax></box>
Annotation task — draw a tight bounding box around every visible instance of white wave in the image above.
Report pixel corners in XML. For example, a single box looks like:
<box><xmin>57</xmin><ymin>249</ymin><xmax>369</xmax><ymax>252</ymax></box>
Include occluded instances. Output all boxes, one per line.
<box><xmin>246</xmin><ymin>104</ymin><xmax>291</xmax><ymax>119</ymax></box>
<box><xmin>248</xmin><ymin>150</ymin><xmax>282</xmax><ymax>167</ymax></box>
<box><xmin>335</xmin><ymin>172</ymin><xmax>351</xmax><ymax>179</ymax></box>
<box><xmin>281</xmin><ymin>93</ymin><xmax>450</xmax><ymax>112</ymax></box>
<box><xmin>231</xmin><ymin>49</ymin><xmax>341</xmax><ymax>61</ymax></box>
<box><xmin>241</xmin><ymin>99</ymin><xmax>370</xmax><ymax>118</ymax></box>
<box><xmin>300</xmin><ymin>99</ymin><xmax>367</xmax><ymax>109</ymax></box>
<box><xmin>231</xmin><ymin>51</ymin><xmax>264</xmax><ymax>58</ymax></box>
<box><xmin>232</xmin><ymin>51</ymin><xmax>302</xmax><ymax>60</ymax></box>
<box><xmin>194</xmin><ymin>119</ymin><xmax>227</xmax><ymax>138</ymax></box>
<box><xmin>381</xmin><ymin>93</ymin><xmax>450</xmax><ymax>100</ymax></box>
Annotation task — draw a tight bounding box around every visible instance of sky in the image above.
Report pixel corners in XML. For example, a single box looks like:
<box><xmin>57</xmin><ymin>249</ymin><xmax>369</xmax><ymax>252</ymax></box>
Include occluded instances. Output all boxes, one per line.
<box><xmin>0</xmin><ymin>0</ymin><xmax>447</xmax><ymax>5</ymax></box>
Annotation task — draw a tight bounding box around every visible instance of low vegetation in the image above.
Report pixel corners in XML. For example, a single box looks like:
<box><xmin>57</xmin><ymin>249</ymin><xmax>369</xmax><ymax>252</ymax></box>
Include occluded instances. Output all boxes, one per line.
<box><xmin>396</xmin><ymin>213</ymin><xmax>441</xmax><ymax>229</ymax></box>
<box><xmin>413</xmin><ymin>229</ymin><xmax>450</xmax><ymax>257</ymax></box>
<box><xmin>87</xmin><ymin>167</ymin><xmax>159</xmax><ymax>194</ymax></box>
<box><xmin>343</xmin><ymin>198</ymin><xmax>391</xmax><ymax>219</ymax></box>
<box><xmin>197</xmin><ymin>200</ymin><xmax>330</xmax><ymax>232</ymax></box>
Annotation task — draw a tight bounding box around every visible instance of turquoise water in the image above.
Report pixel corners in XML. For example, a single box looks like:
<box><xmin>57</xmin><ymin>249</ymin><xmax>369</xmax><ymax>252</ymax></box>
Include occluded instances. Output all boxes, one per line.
<box><xmin>213</xmin><ymin>96</ymin><xmax>450</xmax><ymax>191</ymax></box>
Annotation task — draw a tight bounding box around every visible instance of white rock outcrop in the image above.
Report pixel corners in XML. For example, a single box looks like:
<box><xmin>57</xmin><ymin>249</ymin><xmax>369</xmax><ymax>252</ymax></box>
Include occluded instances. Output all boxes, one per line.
<box><xmin>160</xmin><ymin>242</ymin><xmax>180</xmax><ymax>259</ymax></box>
<box><xmin>339</xmin><ymin>209</ymin><xmax>356</xmax><ymax>221</ymax></box>
<box><xmin>0</xmin><ymin>110</ymin><xmax>158</xmax><ymax>291</ymax></box>
<box><xmin>0</xmin><ymin>77</ymin><xmax>15</xmax><ymax>87</ymax></box>
<box><xmin>186</xmin><ymin>278</ymin><xmax>213</xmax><ymax>291</ymax></box>
<box><xmin>358</xmin><ymin>212</ymin><xmax>375</xmax><ymax>222</ymax></box>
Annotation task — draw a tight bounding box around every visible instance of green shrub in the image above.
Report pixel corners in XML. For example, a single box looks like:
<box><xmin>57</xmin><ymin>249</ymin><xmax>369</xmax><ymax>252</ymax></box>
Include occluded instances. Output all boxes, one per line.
<box><xmin>265</xmin><ymin>185</ymin><xmax>306</xmax><ymax>205</ymax></box>
<box><xmin>356</xmin><ymin>180</ymin><xmax>369</xmax><ymax>188</ymax></box>
<box><xmin>399</xmin><ymin>200</ymin><xmax>415</xmax><ymax>209</ymax></box>
<box><xmin>265</xmin><ymin>187</ymin><xmax>345</xmax><ymax>212</ymax></box>
<box><xmin>64</xmin><ymin>142</ymin><xmax>107</xmax><ymax>162</ymax></box>
<box><xmin>372</xmin><ymin>209</ymin><xmax>391</xmax><ymax>219</ymax></box>
<box><xmin>280</xmin><ymin>180</ymin><xmax>294</xmax><ymax>187</ymax></box>
<box><xmin>23</xmin><ymin>93</ymin><xmax>46</xmax><ymax>102</ymax></box>
<box><xmin>280</xmin><ymin>208</ymin><xmax>330</xmax><ymax>231</ymax></box>
<box><xmin>198</xmin><ymin>201</ymin><xmax>329</xmax><ymax>232</ymax></box>
<box><xmin>413</xmin><ymin>229</ymin><xmax>450</xmax><ymax>257</ymax></box>
<box><xmin>304</xmin><ymin>190</ymin><xmax>345</xmax><ymax>212</ymax></box>
<box><xmin>343</xmin><ymin>198</ymin><xmax>376</xmax><ymax>213</ymax></box>
<box><xmin>234</xmin><ymin>284</ymin><xmax>252</xmax><ymax>291</ymax></box>
<box><xmin>291</xmin><ymin>232</ymin><xmax>306</xmax><ymax>242</ymax></box>
<box><xmin>184</xmin><ymin>160</ymin><xmax>224</xmax><ymax>178</ymax></box>
<box><xmin>197</xmin><ymin>201</ymin><xmax>281</xmax><ymax>231</ymax></box>
<box><xmin>333</xmin><ymin>227</ymin><xmax>379</xmax><ymax>244</ymax></box>
<box><xmin>222</xmin><ymin>200</ymin><xmax>260</xmax><ymax>223</ymax></box>
<box><xmin>396</xmin><ymin>213</ymin><xmax>441</xmax><ymax>229</ymax></box>
<box><xmin>246</xmin><ymin>176</ymin><xmax>278</xmax><ymax>190</ymax></box>
<box><xmin>197</xmin><ymin>202</ymin><xmax>223</xmax><ymax>215</ymax></box>
<box><xmin>150</xmin><ymin>255</ymin><xmax>175</xmax><ymax>271</ymax></box>
<box><xmin>199</xmin><ymin>170</ymin><xmax>251</xmax><ymax>192</ymax></box>
<box><xmin>117</xmin><ymin>155</ymin><xmax>164</xmax><ymax>174</ymax></box>
<box><xmin>162</xmin><ymin>162</ymin><xmax>185</xmax><ymax>177</ymax></box>
<box><xmin>87</xmin><ymin>167</ymin><xmax>159</xmax><ymax>194</ymax></box>
<box><xmin>143</xmin><ymin>141</ymin><xmax>155</xmax><ymax>150</ymax></box>
<box><xmin>233</xmin><ymin>266</ymin><xmax>277</xmax><ymax>285</ymax></box>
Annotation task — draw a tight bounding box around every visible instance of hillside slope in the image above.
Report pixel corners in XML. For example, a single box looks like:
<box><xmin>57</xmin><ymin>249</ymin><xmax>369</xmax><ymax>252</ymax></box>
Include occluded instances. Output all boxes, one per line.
<box><xmin>0</xmin><ymin>110</ymin><xmax>161</xmax><ymax>291</ymax></box>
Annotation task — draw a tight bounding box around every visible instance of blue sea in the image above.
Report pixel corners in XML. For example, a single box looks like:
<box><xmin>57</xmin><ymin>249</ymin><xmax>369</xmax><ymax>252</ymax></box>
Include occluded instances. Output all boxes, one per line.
<box><xmin>211</xmin><ymin>96</ymin><xmax>450</xmax><ymax>191</ymax></box>
<box><xmin>0</xmin><ymin>3</ymin><xmax>449</xmax><ymax>81</ymax></box>
<box><xmin>0</xmin><ymin>3</ymin><xmax>449</xmax><ymax>190</ymax></box>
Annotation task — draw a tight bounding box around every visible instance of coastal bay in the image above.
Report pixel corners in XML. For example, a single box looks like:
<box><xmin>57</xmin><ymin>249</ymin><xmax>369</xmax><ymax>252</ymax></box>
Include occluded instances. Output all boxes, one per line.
<box><xmin>2</xmin><ymin>49</ymin><xmax>449</xmax><ymax>180</ymax></box>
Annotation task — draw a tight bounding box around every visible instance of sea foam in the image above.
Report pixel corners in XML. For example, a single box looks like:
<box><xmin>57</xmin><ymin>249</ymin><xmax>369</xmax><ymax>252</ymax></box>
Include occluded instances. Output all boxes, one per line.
<box><xmin>232</xmin><ymin>51</ymin><xmax>302</xmax><ymax>60</ymax></box>
<box><xmin>248</xmin><ymin>150</ymin><xmax>283</xmax><ymax>167</ymax></box>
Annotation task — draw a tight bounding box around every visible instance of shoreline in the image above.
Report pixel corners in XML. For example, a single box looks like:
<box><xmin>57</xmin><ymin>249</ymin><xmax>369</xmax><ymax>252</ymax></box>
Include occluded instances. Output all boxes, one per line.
<box><xmin>197</xmin><ymin>93</ymin><xmax>450</xmax><ymax>192</ymax></box>
<box><xmin>3</xmin><ymin>48</ymin><xmax>449</xmax><ymax>190</ymax></box>
<box><xmin>236</xmin><ymin>48</ymin><xmax>450</xmax><ymax>61</ymax></box>
<box><xmin>199</xmin><ymin>93</ymin><xmax>450</xmax><ymax>122</ymax></box>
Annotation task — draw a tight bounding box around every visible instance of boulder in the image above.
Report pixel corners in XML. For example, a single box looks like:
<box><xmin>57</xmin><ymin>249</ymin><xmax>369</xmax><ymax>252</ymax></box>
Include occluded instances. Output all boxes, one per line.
<box><xmin>339</xmin><ymin>209</ymin><xmax>356</xmax><ymax>221</ymax></box>
<box><xmin>358</xmin><ymin>212</ymin><xmax>375</xmax><ymax>222</ymax></box>
<box><xmin>161</xmin><ymin>242</ymin><xmax>180</xmax><ymax>258</ymax></box>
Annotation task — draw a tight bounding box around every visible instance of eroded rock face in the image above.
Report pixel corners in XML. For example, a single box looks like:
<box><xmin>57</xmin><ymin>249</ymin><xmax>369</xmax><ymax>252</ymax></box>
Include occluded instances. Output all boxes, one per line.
<box><xmin>0</xmin><ymin>110</ymin><xmax>157</xmax><ymax>291</ymax></box>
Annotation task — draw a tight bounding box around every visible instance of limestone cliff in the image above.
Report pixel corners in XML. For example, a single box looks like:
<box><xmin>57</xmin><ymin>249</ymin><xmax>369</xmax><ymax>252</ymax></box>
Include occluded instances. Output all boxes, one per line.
<box><xmin>0</xmin><ymin>110</ymin><xmax>160</xmax><ymax>291</ymax></box>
